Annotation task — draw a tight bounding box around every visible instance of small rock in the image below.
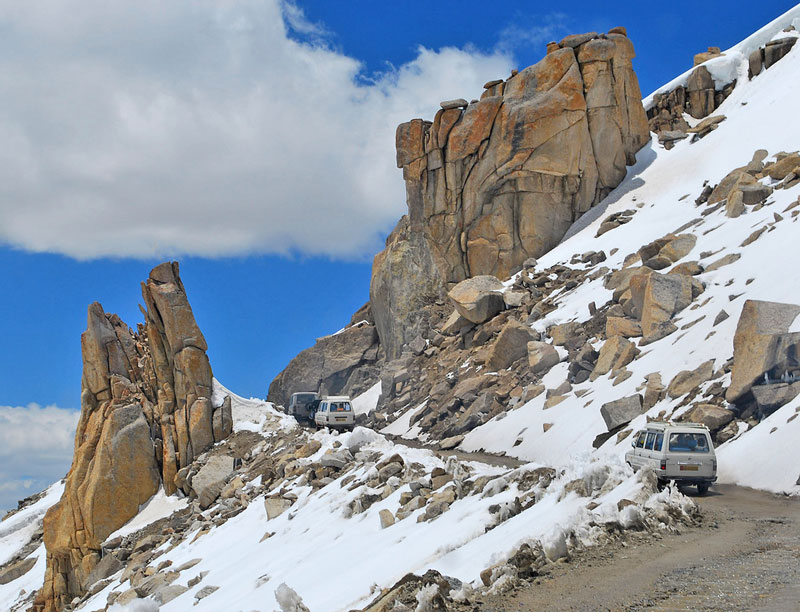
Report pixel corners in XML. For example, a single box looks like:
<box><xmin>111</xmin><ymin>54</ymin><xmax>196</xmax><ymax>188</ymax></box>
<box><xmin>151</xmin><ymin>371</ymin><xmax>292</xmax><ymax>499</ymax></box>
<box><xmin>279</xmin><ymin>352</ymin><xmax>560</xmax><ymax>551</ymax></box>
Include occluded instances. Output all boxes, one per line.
<box><xmin>379</xmin><ymin>509</ymin><xmax>395</xmax><ymax>529</ymax></box>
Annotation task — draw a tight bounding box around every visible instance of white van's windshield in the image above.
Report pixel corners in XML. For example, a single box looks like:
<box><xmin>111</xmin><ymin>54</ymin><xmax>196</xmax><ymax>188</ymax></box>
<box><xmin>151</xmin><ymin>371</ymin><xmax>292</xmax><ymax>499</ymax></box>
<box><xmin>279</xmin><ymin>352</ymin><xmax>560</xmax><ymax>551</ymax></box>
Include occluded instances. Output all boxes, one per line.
<box><xmin>330</xmin><ymin>402</ymin><xmax>352</xmax><ymax>412</ymax></box>
<box><xmin>668</xmin><ymin>432</ymin><xmax>710</xmax><ymax>453</ymax></box>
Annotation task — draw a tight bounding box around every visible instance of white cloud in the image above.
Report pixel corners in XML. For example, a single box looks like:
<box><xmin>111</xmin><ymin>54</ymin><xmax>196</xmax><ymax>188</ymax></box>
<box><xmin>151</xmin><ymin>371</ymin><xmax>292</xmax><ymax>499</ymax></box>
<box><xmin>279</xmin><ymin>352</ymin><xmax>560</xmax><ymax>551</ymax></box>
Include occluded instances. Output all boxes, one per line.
<box><xmin>495</xmin><ymin>12</ymin><xmax>570</xmax><ymax>56</ymax></box>
<box><xmin>0</xmin><ymin>403</ymin><xmax>78</xmax><ymax>512</ymax></box>
<box><xmin>0</xmin><ymin>0</ymin><xmax>512</xmax><ymax>260</ymax></box>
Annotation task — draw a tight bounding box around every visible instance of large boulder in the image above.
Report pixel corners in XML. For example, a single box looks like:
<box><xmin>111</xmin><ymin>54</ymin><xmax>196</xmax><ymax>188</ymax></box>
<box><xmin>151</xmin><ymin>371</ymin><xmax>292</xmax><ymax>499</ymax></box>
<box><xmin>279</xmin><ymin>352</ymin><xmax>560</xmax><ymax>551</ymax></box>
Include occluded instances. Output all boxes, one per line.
<box><xmin>682</xmin><ymin>404</ymin><xmax>735</xmax><ymax>431</ymax></box>
<box><xmin>486</xmin><ymin>319</ymin><xmax>540</xmax><ymax>371</ymax></box>
<box><xmin>600</xmin><ymin>395</ymin><xmax>644</xmax><ymax>430</ymax></box>
<box><xmin>667</xmin><ymin>360</ymin><xmax>715</xmax><ymax>398</ymax></box>
<box><xmin>528</xmin><ymin>341</ymin><xmax>561</xmax><ymax>375</ymax></box>
<box><xmin>726</xmin><ymin>300</ymin><xmax>800</xmax><ymax>403</ymax></box>
<box><xmin>639</xmin><ymin>273</ymin><xmax>696</xmax><ymax>340</ymax></box>
<box><xmin>448</xmin><ymin>276</ymin><xmax>505</xmax><ymax>324</ymax></box>
<box><xmin>591</xmin><ymin>335</ymin><xmax>638</xmax><ymax>379</ymax></box>
<box><xmin>751</xmin><ymin>382</ymin><xmax>800</xmax><ymax>413</ymax></box>
<box><xmin>34</xmin><ymin>263</ymin><xmax>230</xmax><ymax>612</ymax></box>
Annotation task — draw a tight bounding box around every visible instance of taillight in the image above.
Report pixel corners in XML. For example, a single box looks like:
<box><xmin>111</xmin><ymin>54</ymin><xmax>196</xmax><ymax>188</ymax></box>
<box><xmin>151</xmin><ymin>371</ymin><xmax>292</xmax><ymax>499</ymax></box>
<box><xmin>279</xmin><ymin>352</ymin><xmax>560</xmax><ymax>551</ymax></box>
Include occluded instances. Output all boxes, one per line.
<box><xmin>712</xmin><ymin>459</ymin><xmax>717</xmax><ymax>471</ymax></box>
<box><xmin>660</xmin><ymin>459</ymin><xmax>667</xmax><ymax>470</ymax></box>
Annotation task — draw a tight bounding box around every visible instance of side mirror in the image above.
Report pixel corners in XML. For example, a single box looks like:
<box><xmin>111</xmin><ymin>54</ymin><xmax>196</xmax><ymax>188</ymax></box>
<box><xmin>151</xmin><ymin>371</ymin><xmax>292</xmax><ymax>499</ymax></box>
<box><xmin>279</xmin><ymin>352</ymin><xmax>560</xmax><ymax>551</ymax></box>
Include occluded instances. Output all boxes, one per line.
<box><xmin>631</xmin><ymin>439</ymin><xmax>636</xmax><ymax>447</ymax></box>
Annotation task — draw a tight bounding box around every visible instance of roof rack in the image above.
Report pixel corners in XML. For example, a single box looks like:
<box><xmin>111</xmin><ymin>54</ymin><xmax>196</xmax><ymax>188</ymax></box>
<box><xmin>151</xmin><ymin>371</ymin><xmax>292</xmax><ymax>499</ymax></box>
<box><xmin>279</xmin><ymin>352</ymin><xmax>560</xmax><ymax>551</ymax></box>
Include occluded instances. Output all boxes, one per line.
<box><xmin>642</xmin><ymin>420</ymin><xmax>709</xmax><ymax>429</ymax></box>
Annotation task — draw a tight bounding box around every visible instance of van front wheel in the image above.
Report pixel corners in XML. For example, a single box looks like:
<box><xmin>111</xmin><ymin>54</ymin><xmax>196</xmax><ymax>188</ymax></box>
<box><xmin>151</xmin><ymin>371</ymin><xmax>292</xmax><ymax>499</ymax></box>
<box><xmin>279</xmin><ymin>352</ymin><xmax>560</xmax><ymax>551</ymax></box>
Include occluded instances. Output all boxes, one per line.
<box><xmin>697</xmin><ymin>483</ymin><xmax>709</xmax><ymax>495</ymax></box>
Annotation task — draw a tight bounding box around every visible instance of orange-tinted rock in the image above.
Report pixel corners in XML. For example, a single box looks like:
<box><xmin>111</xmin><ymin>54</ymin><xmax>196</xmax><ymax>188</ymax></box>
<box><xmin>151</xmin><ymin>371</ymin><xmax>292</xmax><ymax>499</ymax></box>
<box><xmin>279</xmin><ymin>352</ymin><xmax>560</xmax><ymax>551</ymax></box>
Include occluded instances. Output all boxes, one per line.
<box><xmin>33</xmin><ymin>262</ymin><xmax>228</xmax><ymax>612</ymax></box>
<box><xmin>372</xmin><ymin>29</ymin><xmax>650</xmax><ymax>358</ymax></box>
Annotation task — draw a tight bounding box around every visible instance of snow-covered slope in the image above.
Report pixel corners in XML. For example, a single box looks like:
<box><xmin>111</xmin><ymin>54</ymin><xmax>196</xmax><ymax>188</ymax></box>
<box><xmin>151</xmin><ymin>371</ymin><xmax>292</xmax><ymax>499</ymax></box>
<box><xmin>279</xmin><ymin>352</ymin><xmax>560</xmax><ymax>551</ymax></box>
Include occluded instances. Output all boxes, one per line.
<box><xmin>2</xmin><ymin>8</ymin><xmax>800</xmax><ymax>612</ymax></box>
<box><xmin>71</xmin><ymin>388</ymin><xmax>695</xmax><ymax>612</ymax></box>
<box><xmin>457</xmin><ymin>13</ymin><xmax>800</xmax><ymax>496</ymax></box>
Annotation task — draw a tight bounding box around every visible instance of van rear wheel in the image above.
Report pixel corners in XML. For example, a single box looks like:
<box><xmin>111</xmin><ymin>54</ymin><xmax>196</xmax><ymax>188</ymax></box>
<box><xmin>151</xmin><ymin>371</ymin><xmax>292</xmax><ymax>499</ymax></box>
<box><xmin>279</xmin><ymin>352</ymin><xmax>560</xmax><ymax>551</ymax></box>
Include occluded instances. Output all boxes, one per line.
<box><xmin>697</xmin><ymin>483</ymin><xmax>709</xmax><ymax>495</ymax></box>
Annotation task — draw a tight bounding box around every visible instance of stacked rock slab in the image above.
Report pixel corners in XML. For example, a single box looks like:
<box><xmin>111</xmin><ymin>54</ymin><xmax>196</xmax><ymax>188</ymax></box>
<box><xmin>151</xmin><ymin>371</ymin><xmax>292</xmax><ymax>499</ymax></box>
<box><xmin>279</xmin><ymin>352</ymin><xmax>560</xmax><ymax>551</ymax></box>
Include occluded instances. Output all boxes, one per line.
<box><xmin>372</xmin><ymin>28</ymin><xmax>650</xmax><ymax>358</ymax></box>
<box><xmin>34</xmin><ymin>262</ymin><xmax>231</xmax><ymax>612</ymax></box>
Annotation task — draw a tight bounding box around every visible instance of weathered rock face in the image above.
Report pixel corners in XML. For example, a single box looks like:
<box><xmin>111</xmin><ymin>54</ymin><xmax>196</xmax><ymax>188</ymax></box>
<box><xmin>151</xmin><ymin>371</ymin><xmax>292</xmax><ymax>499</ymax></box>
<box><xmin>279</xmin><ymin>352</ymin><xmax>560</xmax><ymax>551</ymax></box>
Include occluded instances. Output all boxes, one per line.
<box><xmin>267</xmin><ymin>308</ymin><xmax>383</xmax><ymax>407</ymax></box>
<box><xmin>647</xmin><ymin>67</ymin><xmax>735</xmax><ymax>144</ymax></box>
<box><xmin>34</xmin><ymin>262</ymin><xmax>231</xmax><ymax>612</ymax></box>
<box><xmin>726</xmin><ymin>299</ymin><xmax>800</xmax><ymax>404</ymax></box>
<box><xmin>371</xmin><ymin>29</ymin><xmax>650</xmax><ymax>359</ymax></box>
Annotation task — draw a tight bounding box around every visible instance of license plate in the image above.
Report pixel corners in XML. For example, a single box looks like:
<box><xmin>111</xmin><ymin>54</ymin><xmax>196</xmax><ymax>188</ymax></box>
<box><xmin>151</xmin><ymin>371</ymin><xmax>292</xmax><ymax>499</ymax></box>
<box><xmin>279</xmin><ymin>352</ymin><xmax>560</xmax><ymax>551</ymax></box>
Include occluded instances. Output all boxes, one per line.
<box><xmin>680</xmin><ymin>465</ymin><xmax>699</xmax><ymax>471</ymax></box>
<box><xmin>335</xmin><ymin>417</ymin><xmax>346</xmax><ymax>422</ymax></box>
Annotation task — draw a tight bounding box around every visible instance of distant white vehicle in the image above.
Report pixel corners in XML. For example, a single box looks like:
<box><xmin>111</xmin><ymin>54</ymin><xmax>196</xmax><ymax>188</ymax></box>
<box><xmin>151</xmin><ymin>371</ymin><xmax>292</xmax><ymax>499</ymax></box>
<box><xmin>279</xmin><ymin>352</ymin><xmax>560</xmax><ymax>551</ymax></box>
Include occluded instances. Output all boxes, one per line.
<box><xmin>287</xmin><ymin>392</ymin><xmax>319</xmax><ymax>423</ymax></box>
<box><xmin>625</xmin><ymin>422</ymin><xmax>717</xmax><ymax>495</ymax></box>
<box><xmin>314</xmin><ymin>395</ymin><xmax>355</xmax><ymax>431</ymax></box>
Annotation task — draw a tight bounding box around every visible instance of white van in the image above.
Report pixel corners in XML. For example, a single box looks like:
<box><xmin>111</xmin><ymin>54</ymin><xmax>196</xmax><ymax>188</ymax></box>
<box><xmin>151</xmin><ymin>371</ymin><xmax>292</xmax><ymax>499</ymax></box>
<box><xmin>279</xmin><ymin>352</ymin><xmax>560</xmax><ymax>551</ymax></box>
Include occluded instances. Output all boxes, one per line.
<box><xmin>314</xmin><ymin>396</ymin><xmax>355</xmax><ymax>431</ymax></box>
<box><xmin>287</xmin><ymin>392</ymin><xmax>319</xmax><ymax>423</ymax></box>
<box><xmin>625</xmin><ymin>422</ymin><xmax>717</xmax><ymax>495</ymax></box>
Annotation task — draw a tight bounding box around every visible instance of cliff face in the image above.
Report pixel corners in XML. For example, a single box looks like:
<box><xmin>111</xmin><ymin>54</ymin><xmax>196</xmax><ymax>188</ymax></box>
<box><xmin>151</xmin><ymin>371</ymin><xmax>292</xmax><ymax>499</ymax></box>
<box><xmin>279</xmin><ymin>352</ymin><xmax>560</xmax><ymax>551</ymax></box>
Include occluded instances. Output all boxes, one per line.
<box><xmin>34</xmin><ymin>262</ymin><xmax>231</xmax><ymax>612</ymax></box>
<box><xmin>267</xmin><ymin>303</ymin><xmax>383</xmax><ymax>407</ymax></box>
<box><xmin>371</xmin><ymin>28</ymin><xmax>650</xmax><ymax>359</ymax></box>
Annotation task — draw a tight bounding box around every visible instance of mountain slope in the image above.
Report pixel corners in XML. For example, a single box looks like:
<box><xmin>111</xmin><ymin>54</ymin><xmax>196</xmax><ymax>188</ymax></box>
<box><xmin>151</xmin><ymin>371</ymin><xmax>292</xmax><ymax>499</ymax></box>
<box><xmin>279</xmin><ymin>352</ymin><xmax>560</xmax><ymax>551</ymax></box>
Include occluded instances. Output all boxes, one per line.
<box><xmin>451</xmin><ymin>11</ymin><xmax>800</xmax><ymax>496</ymax></box>
<box><xmin>2</xmin><ymin>7</ymin><xmax>800</xmax><ymax>612</ymax></box>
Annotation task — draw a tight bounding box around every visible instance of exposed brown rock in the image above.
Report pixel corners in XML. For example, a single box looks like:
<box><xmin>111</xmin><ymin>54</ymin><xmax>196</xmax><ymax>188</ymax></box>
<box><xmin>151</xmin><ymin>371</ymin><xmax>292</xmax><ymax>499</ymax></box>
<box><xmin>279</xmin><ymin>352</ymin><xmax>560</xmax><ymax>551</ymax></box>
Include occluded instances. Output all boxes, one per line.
<box><xmin>693</xmin><ymin>46</ymin><xmax>723</xmax><ymax>66</ymax></box>
<box><xmin>528</xmin><ymin>341</ymin><xmax>561</xmax><ymax>375</ymax></box>
<box><xmin>606</xmin><ymin>316</ymin><xmax>642</xmax><ymax>338</ymax></box>
<box><xmin>726</xmin><ymin>299</ymin><xmax>800</xmax><ymax>403</ymax></box>
<box><xmin>34</xmin><ymin>263</ymin><xmax>229</xmax><ymax>612</ymax></box>
<box><xmin>371</xmin><ymin>28</ymin><xmax>650</xmax><ymax>358</ymax></box>
<box><xmin>268</xmin><ymin>318</ymin><xmax>381</xmax><ymax>407</ymax></box>
<box><xmin>682</xmin><ymin>404</ymin><xmax>735</xmax><ymax>431</ymax></box>
<box><xmin>448</xmin><ymin>275</ymin><xmax>505</xmax><ymax>324</ymax></box>
<box><xmin>486</xmin><ymin>319</ymin><xmax>540</xmax><ymax>371</ymax></box>
<box><xmin>591</xmin><ymin>335</ymin><xmax>639</xmax><ymax>379</ymax></box>
<box><xmin>600</xmin><ymin>394</ymin><xmax>644</xmax><ymax>430</ymax></box>
<box><xmin>667</xmin><ymin>360</ymin><xmax>715</xmax><ymax>398</ymax></box>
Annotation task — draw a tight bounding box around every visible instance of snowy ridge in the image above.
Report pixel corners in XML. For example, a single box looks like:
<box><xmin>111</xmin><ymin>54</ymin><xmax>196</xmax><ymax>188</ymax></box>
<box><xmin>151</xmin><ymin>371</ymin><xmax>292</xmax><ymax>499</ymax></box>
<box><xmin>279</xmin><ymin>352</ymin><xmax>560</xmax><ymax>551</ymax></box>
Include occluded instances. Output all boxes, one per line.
<box><xmin>643</xmin><ymin>4</ymin><xmax>800</xmax><ymax>106</ymax></box>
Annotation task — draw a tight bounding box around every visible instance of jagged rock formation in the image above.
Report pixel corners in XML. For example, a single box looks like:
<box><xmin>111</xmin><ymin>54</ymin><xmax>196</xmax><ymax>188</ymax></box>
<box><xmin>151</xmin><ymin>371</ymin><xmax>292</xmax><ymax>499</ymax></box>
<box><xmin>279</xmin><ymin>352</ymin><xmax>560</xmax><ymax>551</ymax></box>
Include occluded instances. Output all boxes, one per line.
<box><xmin>371</xmin><ymin>28</ymin><xmax>650</xmax><ymax>358</ymax></box>
<box><xmin>34</xmin><ymin>262</ymin><xmax>231</xmax><ymax>612</ymax></box>
<box><xmin>649</xmin><ymin>29</ymin><xmax>798</xmax><ymax>146</ymax></box>
<box><xmin>647</xmin><ymin>65</ymin><xmax>735</xmax><ymax>145</ymax></box>
<box><xmin>267</xmin><ymin>303</ymin><xmax>384</xmax><ymax>407</ymax></box>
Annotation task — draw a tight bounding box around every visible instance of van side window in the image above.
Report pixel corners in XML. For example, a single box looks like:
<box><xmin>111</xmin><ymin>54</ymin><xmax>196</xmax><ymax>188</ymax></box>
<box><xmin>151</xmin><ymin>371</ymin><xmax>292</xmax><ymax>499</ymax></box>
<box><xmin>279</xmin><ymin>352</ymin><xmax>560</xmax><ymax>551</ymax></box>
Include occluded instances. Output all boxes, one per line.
<box><xmin>635</xmin><ymin>432</ymin><xmax>646</xmax><ymax>448</ymax></box>
<box><xmin>654</xmin><ymin>433</ymin><xmax>664</xmax><ymax>452</ymax></box>
<box><xmin>644</xmin><ymin>432</ymin><xmax>655</xmax><ymax>450</ymax></box>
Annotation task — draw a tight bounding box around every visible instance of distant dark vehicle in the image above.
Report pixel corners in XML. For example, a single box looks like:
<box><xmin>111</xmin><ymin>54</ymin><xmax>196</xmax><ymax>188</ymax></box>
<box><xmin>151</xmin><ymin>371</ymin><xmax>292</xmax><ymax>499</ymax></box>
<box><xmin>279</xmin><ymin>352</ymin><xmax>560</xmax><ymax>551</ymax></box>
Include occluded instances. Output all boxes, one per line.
<box><xmin>287</xmin><ymin>392</ymin><xmax>319</xmax><ymax>423</ymax></box>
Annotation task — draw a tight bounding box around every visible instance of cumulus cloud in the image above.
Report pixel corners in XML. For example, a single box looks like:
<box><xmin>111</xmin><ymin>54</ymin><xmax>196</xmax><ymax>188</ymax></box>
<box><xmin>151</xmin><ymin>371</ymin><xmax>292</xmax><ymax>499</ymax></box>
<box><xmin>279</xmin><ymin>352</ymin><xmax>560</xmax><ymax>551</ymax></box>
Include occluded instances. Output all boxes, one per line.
<box><xmin>0</xmin><ymin>403</ymin><xmax>79</xmax><ymax>512</ymax></box>
<box><xmin>0</xmin><ymin>0</ymin><xmax>512</xmax><ymax>260</ymax></box>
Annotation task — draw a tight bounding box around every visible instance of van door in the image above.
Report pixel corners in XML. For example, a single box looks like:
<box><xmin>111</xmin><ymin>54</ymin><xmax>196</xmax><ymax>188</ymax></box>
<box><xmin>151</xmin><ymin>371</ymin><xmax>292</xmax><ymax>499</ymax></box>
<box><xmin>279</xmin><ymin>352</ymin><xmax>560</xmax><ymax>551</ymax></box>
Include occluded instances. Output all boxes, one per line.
<box><xmin>665</xmin><ymin>431</ymin><xmax>715</xmax><ymax>480</ymax></box>
<box><xmin>630</xmin><ymin>431</ymin><xmax>647</xmax><ymax>469</ymax></box>
<box><xmin>641</xmin><ymin>430</ymin><xmax>656</xmax><ymax>469</ymax></box>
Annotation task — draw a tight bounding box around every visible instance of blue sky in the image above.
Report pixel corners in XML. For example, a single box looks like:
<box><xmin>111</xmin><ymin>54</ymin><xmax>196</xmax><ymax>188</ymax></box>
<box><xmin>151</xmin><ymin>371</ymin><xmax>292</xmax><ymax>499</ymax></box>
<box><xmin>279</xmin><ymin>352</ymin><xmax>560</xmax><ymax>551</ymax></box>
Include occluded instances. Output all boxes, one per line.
<box><xmin>0</xmin><ymin>0</ymin><xmax>796</xmax><ymax>510</ymax></box>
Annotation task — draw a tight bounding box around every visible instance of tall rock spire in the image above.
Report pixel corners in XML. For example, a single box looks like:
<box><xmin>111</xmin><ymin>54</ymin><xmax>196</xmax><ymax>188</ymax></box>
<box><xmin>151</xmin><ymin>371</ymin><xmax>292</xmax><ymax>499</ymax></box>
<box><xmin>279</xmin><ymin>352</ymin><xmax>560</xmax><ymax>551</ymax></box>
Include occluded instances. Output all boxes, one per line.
<box><xmin>34</xmin><ymin>262</ymin><xmax>231</xmax><ymax>612</ymax></box>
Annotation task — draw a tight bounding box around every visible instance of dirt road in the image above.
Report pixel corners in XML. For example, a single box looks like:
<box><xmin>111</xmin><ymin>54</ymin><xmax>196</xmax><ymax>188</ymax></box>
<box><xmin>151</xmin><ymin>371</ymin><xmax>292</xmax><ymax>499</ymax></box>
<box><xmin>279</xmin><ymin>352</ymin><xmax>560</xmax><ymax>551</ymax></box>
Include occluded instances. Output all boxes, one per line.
<box><xmin>476</xmin><ymin>484</ymin><xmax>800</xmax><ymax>611</ymax></box>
